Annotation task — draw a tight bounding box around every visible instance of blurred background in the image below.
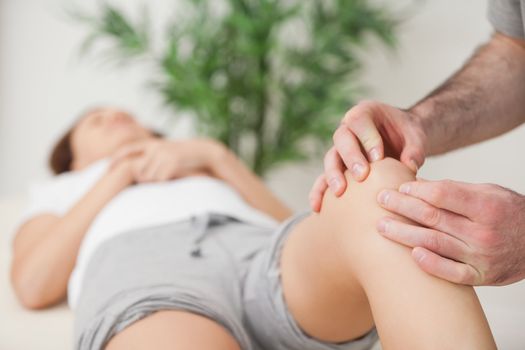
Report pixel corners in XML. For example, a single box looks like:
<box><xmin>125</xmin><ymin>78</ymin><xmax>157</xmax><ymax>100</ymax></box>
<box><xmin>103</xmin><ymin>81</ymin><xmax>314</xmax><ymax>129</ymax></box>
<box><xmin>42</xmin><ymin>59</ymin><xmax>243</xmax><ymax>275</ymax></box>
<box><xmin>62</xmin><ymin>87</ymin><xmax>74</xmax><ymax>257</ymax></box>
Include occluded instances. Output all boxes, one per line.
<box><xmin>0</xmin><ymin>0</ymin><xmax>524</xmax><ymax>349</ymax></box>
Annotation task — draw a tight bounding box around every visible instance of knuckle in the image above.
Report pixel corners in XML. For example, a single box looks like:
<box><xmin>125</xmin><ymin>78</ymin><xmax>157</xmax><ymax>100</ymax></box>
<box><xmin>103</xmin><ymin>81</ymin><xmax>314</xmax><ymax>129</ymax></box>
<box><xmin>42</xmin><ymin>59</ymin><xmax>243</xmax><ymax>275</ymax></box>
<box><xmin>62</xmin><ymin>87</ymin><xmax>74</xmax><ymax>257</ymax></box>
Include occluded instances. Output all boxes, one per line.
<box><xmin>480</xmin><ymin>182</ymin><xmax>498</xmax><ymax>192</ymax></box>
<box><xmin>344</xmin><ymin>101</ymin><xmax>373</xmax><ymax>123</ymax></box>
<box><xmin>361</xmin><ymin>134</ymin><xmax>380</xmax><ymax>150</ymax></box>
<box><xmin>479</xmin><ymin>198</ymin><xmax>506</xmax><ymax>223</ymax></box>
<box><xmin>337</xmin><ymin>147</ymin><xmax>353</xmax><ymax>161</ymax></box>
<box><xmin>476</xmin><ymin>227</ymin><xmax>499</xmax><ymax>248</ymax></box>
<box><xmin>421</xmin><ymin>206</ymin><xmax>441</xmax><ymax>227</ymax></box>
<box><xmin>332</xmin><ymin>126</ymin><xmax>344</xmax><ymax>142</ymax></box>
<box><xmin>355</xmin><ymin>100</ymin><xmax>377</xmax><ymax>111</ymax></box>
<box><xmin>325</xmin><ymin>170</ymin><xmax>340</xmax><ymax>183</ymax></box>
<box><xmin>456</xmin><ymin>266</ymin><xmax>473</xmax><ymax>284</ymax></box>
<box><xmin>424</xmin><ymin>232</ymin><xmax>442</xmax><ymax>251</ymax></box>
<box><xmin>427</xmin><ymin>183</ymin><xmax>447</xmax><ymax>204</ymax></box>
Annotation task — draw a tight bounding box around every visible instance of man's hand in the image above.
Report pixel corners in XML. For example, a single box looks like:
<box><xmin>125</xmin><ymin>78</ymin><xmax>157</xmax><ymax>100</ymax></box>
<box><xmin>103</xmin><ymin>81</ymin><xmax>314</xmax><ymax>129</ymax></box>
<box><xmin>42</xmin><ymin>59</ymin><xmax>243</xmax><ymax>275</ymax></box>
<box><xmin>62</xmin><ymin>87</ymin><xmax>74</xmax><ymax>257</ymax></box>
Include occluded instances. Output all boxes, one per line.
<box><xmin>309</xmin><ymin>100</ymin><xmax>427</xmax><ymax>212</ymax></box>
<box><xmin>111</xmin><ymin>138</ymin><xmax>223</xmax><ymax>183</ymax></box>
<box><xmin>376</xmin><ymin>179</ymin><xmax>525</xmax><ymax>286</ymax></box>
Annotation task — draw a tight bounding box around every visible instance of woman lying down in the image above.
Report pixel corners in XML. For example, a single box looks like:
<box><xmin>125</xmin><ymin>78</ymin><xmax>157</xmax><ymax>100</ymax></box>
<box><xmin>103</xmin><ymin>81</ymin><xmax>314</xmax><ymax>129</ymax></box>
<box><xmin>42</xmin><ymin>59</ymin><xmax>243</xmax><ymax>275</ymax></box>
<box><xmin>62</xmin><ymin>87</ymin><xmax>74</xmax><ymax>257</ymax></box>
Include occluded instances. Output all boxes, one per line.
<box><xmin>10</xmin><ymin>107</ymin><xmax>496</xmax><ymax>350</ymax></box>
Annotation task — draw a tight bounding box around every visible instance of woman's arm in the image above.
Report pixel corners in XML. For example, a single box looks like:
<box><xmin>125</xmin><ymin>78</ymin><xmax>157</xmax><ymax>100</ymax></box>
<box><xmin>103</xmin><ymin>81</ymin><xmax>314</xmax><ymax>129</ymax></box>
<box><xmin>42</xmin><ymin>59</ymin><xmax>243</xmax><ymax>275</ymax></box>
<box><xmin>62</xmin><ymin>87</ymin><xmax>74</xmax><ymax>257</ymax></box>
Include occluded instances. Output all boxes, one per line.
<box><xmin>206</xmin><ymin>141</ymin><xmax>293</xmax><ymax>222</ymax></box>
<box><xmin>11</xmin><ymin>161</ymin><xmax>133</xmax><ymax>309</ymax></box>
<box><xmin>110</xmin><ymin>138</ymin><xmax>292</xmax><ymax>222</ymax></box>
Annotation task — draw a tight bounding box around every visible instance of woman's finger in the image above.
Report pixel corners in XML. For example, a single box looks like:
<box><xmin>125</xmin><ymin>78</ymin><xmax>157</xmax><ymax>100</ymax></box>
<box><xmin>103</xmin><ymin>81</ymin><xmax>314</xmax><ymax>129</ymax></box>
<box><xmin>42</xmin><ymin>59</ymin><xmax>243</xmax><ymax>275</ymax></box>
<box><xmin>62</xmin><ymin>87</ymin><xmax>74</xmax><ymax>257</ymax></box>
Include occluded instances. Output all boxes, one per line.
<box><xmin>377</xmin><ymin>217</ymin><xmax>470</xmax><ymax>262</ymax></box>
<box><xmin>332</xmin><ymin>125</ymin><xmax>370</xmax><ymax>182</ymax></box>
<box><xmin>412</xmin><ymin>247</ymin><xmax>482</xmax><ymax>285</ymax></box>
<box><xmin>323</xmin><ymin>147</ymin><xmax>347</xmax><ymax>195</ymax></box>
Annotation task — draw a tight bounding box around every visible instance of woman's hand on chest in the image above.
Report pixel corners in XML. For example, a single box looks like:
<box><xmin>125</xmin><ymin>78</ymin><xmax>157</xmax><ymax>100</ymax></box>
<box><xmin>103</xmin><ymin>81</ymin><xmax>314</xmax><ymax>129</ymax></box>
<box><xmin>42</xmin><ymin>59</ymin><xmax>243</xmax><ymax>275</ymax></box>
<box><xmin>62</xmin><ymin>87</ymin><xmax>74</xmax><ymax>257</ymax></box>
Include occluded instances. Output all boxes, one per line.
<box><xmin>110</xmin><ymin>138</ymin><xmax>227</xmax><ymax>184</ymax></box>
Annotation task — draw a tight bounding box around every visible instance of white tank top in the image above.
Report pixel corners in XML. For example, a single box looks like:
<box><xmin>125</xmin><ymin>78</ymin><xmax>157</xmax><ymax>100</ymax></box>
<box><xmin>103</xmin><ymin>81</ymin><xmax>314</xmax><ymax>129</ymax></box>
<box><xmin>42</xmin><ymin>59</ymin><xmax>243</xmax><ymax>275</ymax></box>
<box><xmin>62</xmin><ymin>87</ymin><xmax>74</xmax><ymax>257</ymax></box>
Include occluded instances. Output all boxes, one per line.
<box><xmin>14</xmin><ymin>158</ymin><xmax>279</xmax><ymax>309</ymax></box>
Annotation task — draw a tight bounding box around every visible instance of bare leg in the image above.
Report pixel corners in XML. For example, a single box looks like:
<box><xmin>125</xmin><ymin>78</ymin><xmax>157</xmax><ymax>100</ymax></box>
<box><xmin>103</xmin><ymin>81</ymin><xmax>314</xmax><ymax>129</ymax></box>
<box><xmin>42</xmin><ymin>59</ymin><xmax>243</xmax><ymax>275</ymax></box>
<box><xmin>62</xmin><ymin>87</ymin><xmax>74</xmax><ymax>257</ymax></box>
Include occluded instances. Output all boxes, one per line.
<box><xmin>105</xmin><ymin>310</ymin><xmax>241</xmax><ymax>350</ymax></box>
<box><xmin>281</xmin><ymin>158</ymin><xmax>496</xmax><ymax>349</ymax></box>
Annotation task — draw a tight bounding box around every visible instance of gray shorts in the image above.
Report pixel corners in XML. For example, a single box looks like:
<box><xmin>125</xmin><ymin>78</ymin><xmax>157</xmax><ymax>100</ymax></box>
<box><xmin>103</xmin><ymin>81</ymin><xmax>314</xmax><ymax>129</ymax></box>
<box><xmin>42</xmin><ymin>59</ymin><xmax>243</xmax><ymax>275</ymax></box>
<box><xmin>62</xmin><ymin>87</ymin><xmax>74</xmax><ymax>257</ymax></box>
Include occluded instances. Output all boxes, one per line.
<box><xmin>74</xmin><ymin>211</ymin><xmax>378</xmax><ymax>350</ymax></box>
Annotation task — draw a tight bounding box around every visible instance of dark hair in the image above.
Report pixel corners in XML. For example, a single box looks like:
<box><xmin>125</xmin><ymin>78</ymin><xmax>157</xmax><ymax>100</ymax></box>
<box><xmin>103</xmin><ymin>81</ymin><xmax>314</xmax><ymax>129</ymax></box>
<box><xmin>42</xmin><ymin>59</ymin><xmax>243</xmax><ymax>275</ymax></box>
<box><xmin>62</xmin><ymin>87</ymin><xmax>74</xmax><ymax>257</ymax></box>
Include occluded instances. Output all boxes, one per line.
<box><xmin>49</xmin><ymin>127</ymin><xmax>76</xmax><ymax>175</ymax></box>
<box><xmin>49</xmin><ymin>109</ymin><xmax>164</xmax><ymax>175</ymax></box>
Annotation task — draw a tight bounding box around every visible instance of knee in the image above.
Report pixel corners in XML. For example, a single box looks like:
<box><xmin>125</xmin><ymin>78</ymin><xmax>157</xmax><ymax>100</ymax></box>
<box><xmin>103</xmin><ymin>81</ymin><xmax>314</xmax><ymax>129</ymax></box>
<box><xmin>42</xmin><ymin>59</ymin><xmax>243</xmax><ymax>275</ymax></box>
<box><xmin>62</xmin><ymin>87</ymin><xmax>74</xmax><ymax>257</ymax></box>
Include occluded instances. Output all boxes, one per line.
<box><xmin>320</xmin><ymin>157</ymin><xmax>416</xmax><ymax>217</ymax></box>
<box><xmin>316</xmin><ymin>157</ymin><xmax>417</xmax><ymax>276</ymax></box>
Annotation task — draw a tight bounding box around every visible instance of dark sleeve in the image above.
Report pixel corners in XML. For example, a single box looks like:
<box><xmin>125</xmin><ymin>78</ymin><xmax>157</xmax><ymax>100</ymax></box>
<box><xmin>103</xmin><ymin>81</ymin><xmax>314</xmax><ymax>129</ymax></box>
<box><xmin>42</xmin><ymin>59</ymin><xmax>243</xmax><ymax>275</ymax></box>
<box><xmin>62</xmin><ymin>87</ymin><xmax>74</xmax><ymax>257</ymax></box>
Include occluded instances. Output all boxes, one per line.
<box><xmin>487</xmin><ymin>0</ymin><xmax>525</xmax><ymax>39</ymax></box>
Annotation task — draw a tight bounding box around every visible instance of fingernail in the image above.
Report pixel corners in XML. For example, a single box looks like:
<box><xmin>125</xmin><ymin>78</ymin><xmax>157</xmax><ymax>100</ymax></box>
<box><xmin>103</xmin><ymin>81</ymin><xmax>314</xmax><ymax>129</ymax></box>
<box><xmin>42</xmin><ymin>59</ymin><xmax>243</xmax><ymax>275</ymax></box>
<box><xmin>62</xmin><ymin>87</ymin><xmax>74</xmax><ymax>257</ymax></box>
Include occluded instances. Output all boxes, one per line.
<box><xmin>369</xmin><ymin>148</ymin><xmax>381</xmax><ymax>162</ymax></box>
<box><xmin>413</xmin><ymin>248</ymin><xmax>425</xmax><ymax>263</ymax></box>
<box><xmin>399</xmin><ymin>183</ymin><xmax>411</xmax><ymax>194</ymax></box>
<box><xmin>377</xmin><ymin>190</ymin><xmax>390</xmax><ymax>206</ymax></box>
<box><xmin>377</xmin><ymin>218</ymin><xmax>390</xmax><ymax>233</ymax></box>
<box><xmin>329</xmin><ymin>177</ymin><xmax>342</xmax><ymax>193</ymax></box>
<box><xmin>351</xmin><ymin>163</ymin><xmax>366</xmax><ymax>179</ymax></box>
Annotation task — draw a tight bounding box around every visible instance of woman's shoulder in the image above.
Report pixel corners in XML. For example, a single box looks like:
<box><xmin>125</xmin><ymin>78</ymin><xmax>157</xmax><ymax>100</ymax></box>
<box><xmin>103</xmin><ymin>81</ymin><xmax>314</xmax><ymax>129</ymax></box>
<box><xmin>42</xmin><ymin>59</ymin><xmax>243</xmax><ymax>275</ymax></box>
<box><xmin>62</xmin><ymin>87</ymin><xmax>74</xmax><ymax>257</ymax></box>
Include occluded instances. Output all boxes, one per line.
<box><xmin>21</xmin><ymin>158</ymin><xmax>111</xmax><ymax>218</ymax></box>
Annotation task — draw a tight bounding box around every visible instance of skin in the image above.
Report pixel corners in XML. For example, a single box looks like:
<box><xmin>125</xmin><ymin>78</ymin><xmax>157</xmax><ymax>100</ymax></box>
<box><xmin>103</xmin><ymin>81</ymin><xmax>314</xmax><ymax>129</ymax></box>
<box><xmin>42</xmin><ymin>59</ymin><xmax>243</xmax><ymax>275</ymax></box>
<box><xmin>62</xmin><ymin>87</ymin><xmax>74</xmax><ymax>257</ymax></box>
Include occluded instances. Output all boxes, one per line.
<box><xmin>70</xmin><ymin>107</ymin><xmax>153</xmax><ymax>171</ymax></box>
<box><xmin>10</xmin><ymin>108</ymin><xmax>496</xmax><ymax>348</ymax></box>
<box><xmin>283</xmin><ymin>158</ymin><xmax>496</xmax><ymax>349</ymax></box>
<box><xmin>311</xmin><ymin>31</ymin><xmax>525</xmax><ymax>286</ymax></box>
<box><xmin>106</xmin><ymin>311</ymin><xmax>241</xmax><ymax>350</ymax></box>
<box><xmin>11</xmin><ymin>107</ymin><xmax>292</xmax><ymax>309</ymax></box>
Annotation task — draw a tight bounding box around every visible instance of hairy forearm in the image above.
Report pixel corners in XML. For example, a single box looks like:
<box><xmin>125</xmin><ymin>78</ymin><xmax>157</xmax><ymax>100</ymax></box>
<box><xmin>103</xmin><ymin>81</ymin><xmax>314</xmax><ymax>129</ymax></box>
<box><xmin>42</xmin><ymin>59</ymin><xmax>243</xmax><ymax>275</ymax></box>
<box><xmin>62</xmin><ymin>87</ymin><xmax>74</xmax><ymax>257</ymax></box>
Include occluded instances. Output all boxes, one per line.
<box><xmin>11</xmin><ymin>165</ymin><xmax>130</xmax><ymax>308</ymax></box>
<box><xmin>410</xmin><ymin>32</ymin><xmax>525</xmax><ymax>155</ymax></box>
<box><xmin>207</xmin><ymin>142</ymin><xmax>293</xmax><ymax>222</ymax></box>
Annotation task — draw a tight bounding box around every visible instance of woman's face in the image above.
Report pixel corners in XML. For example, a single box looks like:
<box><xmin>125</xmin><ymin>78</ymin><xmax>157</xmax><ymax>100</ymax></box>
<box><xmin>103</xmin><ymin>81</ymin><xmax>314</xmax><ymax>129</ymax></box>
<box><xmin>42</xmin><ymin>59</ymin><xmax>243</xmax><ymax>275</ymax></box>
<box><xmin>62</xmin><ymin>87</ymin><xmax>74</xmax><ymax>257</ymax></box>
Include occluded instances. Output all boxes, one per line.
<box><xmin>71</xmin><ymin>107</ymin><xmax>153</xmax><ymax>170</ymax></box>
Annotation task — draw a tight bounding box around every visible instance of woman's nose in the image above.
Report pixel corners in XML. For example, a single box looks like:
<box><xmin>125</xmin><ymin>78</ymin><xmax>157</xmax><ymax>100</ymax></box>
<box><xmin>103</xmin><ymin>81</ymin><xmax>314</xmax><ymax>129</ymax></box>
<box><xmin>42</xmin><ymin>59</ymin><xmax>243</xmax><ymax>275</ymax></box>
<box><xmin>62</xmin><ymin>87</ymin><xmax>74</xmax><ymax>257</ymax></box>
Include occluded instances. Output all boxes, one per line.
<box><xmin>108</xmin><ymin>112</ymin><xmax>129</xmax><ymax>124</ymax></box>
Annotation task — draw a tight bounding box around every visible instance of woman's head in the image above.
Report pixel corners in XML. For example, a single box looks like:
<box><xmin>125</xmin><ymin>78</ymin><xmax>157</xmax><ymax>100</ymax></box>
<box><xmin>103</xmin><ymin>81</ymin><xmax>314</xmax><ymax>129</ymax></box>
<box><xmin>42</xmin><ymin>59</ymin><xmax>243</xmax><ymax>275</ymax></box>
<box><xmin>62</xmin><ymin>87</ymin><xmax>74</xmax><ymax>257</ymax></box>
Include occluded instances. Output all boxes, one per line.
<box><xmin>50</xmin><ymin>107</ymin><xmax>158</xmax><ymax>175</ymax></box>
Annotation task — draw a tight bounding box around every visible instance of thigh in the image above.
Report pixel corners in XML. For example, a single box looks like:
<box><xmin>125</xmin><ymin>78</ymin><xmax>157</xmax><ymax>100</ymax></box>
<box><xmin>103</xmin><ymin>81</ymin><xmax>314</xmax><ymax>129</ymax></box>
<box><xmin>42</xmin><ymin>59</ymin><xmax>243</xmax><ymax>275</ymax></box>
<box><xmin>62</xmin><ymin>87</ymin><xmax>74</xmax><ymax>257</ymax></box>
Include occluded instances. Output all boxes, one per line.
<box><xmin>105</xmin><ymin>310</ymin><xmax>241</xmax><ymax>350</ymax></box>
<box><xmin>280</xmin><ymin>210</ymin><xmax>375</xmax><ymax>343</ymax></box>
<box><xmin>279</xmin><ymin>158</ymin><xmax>417</xmax><ymax>343</ymax></box>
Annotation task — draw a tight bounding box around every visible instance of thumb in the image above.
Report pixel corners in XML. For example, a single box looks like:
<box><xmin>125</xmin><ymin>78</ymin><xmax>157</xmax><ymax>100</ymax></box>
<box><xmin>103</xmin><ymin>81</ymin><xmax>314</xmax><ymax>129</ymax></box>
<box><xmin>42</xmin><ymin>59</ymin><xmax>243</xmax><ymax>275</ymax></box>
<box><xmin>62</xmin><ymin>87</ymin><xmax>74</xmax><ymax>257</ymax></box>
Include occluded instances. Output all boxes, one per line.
<box><xmin>400</xmin><ymin>142</ymin><xmax>425</xmax><ymax>173</ymax></box>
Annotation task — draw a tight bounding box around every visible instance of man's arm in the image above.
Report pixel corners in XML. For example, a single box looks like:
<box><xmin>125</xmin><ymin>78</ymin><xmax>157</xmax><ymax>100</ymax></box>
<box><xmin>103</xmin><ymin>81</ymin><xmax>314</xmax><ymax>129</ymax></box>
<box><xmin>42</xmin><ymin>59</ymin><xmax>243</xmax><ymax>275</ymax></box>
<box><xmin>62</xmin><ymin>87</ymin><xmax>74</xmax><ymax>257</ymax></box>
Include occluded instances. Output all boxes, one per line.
<box><xmin>412</xmin><ymin>32</ymin><xmax>525</xmax><ymax>155</ymax></box>
<box><xmin>312</xmin><ymin>31</ymin><xmax>525</xmax><ymax>204</ymax></box>
<box><xmin>309</xmin><ymin>30</ymin><xmax>525</xmax><ymax>286</ymax></box>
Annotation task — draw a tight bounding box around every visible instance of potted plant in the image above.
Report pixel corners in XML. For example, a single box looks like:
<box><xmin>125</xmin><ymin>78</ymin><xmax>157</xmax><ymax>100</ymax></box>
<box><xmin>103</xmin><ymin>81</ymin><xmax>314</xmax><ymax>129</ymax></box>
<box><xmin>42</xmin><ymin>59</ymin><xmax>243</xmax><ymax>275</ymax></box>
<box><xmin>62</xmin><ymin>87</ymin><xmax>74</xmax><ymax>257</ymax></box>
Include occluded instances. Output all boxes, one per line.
<box><xmin>73</xmin><ymin>0</ymin><xmax>397</xmax><ymax>174</ymax></box>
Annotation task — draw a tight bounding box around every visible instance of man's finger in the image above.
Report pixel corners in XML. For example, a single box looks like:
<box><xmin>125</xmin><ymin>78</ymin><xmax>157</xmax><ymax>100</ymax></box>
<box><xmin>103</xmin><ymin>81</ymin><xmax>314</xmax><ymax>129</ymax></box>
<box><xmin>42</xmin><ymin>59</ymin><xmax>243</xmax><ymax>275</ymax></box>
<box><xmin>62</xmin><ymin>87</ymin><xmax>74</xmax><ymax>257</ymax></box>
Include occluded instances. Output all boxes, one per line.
<box><xmin>377</xmin><ymin>189</ymin><xmax>473</xmax><ymax>241</ymax></box>
<box><xmin>377</xmin><ymin>217</ymin><xmax>469</xmax><ymax>262</ymax></box>
<box><xmin>399</xmin><ymin>143</ymin><xmax>425</xmax><ymax>173</ymax></box>
<box><xmin>309</xmin><ymin>174</ymin><xmax>329</xmax><ymax>213</ymax></box>
<box><xmin>412</xmin><ymin>247</ymin><xmax>482</xmax><ymax>285</ymax></box>
<box><xmin>398</xmin><ymin>180</ymin><xmax>478</xmax><ymax>219</ymax></box>
<box><xmin>333</xmin><ymin>125</ymin><xmax>370</xmax><ymax>181</ymax></box>
<box><xmin>323</xmin><ymin>147</ymin><xmax>347</xmax><ymax>195</ymax></box>
<box><xmin>343</xmin><ymin>103</ymin><xmax>384</xmax><ymax>162</ymax></box>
